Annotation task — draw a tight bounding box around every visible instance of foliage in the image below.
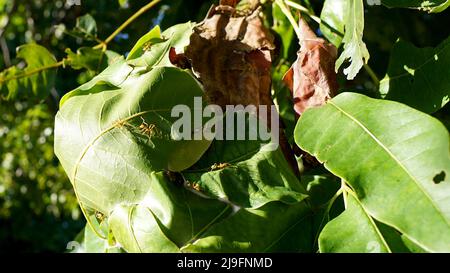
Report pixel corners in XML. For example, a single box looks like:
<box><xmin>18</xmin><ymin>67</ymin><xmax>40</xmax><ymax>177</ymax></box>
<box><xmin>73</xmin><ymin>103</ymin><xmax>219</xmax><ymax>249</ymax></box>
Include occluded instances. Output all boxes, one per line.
<box><xmin>1</xmin><ymin>0</ymin><xmax>450</xmax><ymax>253</ymax></box>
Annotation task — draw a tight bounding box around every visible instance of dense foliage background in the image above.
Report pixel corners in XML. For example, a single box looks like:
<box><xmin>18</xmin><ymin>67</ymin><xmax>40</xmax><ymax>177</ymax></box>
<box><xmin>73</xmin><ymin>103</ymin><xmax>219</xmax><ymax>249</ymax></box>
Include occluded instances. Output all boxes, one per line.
<box><xmin>0</xmin><ymin>0</ymin><xmax>449</xmax><ymax>252</ymax></box>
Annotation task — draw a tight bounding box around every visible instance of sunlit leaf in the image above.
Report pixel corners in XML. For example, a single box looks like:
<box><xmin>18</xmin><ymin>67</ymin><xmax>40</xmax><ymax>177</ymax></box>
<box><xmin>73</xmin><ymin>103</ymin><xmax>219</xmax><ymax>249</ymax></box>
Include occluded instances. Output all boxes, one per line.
<box><xmin>295</xmin><ymin>92</ymin><xmax>450</xmax><ymax>252</ymax></box>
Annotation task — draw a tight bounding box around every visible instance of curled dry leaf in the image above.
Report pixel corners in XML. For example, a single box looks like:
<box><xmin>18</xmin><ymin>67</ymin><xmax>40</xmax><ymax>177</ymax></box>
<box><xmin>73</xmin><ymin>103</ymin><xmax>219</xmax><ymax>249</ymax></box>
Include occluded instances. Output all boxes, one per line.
<box><xmin>283</xmin><ymin>19</ymin><xmax>338</xmax><ymax>116</ymax></box>
<box><xmin>185</xmin><ymin>4</ymin><xmax>274</xmax><ymax>110</ymax></box>
<box><xmin>185</xmin><ymin>3</ymin><xmax>299</xmax><ymax>174</ymax></box>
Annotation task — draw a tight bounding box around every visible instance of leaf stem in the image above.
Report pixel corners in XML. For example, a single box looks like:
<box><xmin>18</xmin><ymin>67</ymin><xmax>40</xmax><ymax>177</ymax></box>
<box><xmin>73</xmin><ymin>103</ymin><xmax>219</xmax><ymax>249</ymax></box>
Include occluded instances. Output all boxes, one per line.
<box><xmin>363</xmin><ymin>63</ymin><xmax>380</xmax><ymax>86</ymax></box>
<box><xmin>274</xmin><ymin>0</ymin><xmax>301</xmax><ymax>39</ymax></box>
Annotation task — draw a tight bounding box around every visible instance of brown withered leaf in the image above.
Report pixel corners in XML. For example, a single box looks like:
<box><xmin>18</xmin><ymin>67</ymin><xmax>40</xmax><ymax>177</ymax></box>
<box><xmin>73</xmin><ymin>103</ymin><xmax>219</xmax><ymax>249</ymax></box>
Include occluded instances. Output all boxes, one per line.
<box><xmin>220</xmin><ymin>0</ymin><xmax>238</xmax><ymax>7</ymax></box>
<box><xmin>185</xmin><ymin>5</ymin><xmax>275</xmax><ymax>110</ymax></box>
<box><xmin>283</xmin><ymin>18</ymin><xmax>338</xmax><ymax>116</ymax></box>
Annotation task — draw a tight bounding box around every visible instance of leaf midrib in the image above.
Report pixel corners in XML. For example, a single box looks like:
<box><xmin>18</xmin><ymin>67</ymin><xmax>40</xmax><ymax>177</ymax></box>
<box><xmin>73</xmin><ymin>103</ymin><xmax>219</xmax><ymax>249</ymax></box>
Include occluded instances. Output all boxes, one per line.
<box><xmin>328</xmin><ymin>100</ymin><xmax>450</xmax><ymax>229</ymax></box>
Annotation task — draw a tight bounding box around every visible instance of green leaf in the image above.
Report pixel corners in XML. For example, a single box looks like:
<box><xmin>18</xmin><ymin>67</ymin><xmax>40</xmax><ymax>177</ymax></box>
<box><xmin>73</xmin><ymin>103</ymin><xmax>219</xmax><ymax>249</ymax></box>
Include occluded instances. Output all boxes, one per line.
<box><xmin>381</xmin><ymin>0</ymin><xmax>450</xmax><ymax>13</ymax></box>
<box><xmin>0</xmin><ymin>44</ymin><xmax>57</xmax><ymax>100</ymax></box>
<box><xmin>183</xmin><ymin>113</ymin><xmax>307</xmax><ymax>209</ymax></box>
<box><xmin>127</xmin><ymin>25</ymin><xmax>162</xmax><ymax>60</ymax></box>
<box><xmin>55</xmin><ymin>65</ymin><xmax>212</xmax><ymax>214</ymax></box>
<box><xmin>70</xmin><ymin>14</ymin><xmax>98</xmax><ymax>40</ymax></box>
<box><xmin>182</xmin><ymin>201</ymin><xmax>313</xmax><ymax>253</ymax></box>
<box><xmin>295</xmin><ymin>92</ymin><xmax>450</xmax><ymax>252</ymax></box>
<box><xmin>320</xmin><ymin>0</ymin><xmax>346</xmax><ymax>47</ymax></box>
<box><xmin>303</xmin><ymin>174</ymin><xmax>341</xmax><ymax>208</ymax></box>
<box><xmin>335</xmin><ymin>0</ymin><xmax>370</xmax><ymax>80</ymax></box>
<box><xmin>319</xmin><ymin>194</ymin><xmax>392</xmax><ymax>253</ymax></box>
<box><xmin>70</xmin><ymin>224</ymin><xmax>124</xmax><ymax>253</ymax></box>
<box><xmin>272</xmin><ymin>3</ymin><xmax>295</xmax><ymax>59</ymax></box>
<box><xmin>108</xmin><ymin>171</ymin><xmax>231</xmax><ymax>253</ymax></box>
<box><xmin>118</xmin><ymin>0</ymin><xmax>129</xmax><ymax>8</ymax></box>
<box><xmin>127</xmin><ymin>22</ymin><xmax>194</xmax><ymax>67</ymax></box>
<box><xmin>380</xmin><ymin>37</ymin><xmax>450</xmax><ymax>113</ymax></box>
<box><xmin>65</xmin><ymin>47</ymin><xmax>120</xmax><ymax>72</ymax></box>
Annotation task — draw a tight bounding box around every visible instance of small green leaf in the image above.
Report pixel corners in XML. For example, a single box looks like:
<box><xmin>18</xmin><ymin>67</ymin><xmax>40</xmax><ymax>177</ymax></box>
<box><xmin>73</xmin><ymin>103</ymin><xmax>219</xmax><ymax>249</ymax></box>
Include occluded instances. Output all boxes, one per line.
<box><xmin>295</xmin><ymin>92</ymin><xmax>450</xmax><ymax>252</ymax></box>
<box><xmin>182</xmin><ymin>201</ymin><xmax>313</xmax><ymax>253</ymax></box>
<box><xmin>335</xmin><ymin>0</ymin><xmax>370</xmax><ymax>80</ymax></box>
<box><xmin>127</xmin><ymin>22</ymin><xmax>195</xmax><ymax>67</ymax></box>
<box><xmin>65</xmin><ymin>47</ymin><xmax>120</xmax><ymax>72</ymax></box>
<box><xmin>380</xmin><ymin>36</ymin><xmax>450</xmax><ymax>113</ymax></box>
<box><xmin>320</xmin><ymin>0</ymin><xmax>346</xmax><ymax>47</ymax></box>
<box><xmin>272</xmin><ymin>3</ymin><xmax>295</xmax><ymax>59</ymax></box>
<box><xmin>319</xmin><ymin>194</ymin><xmax>392</xmax><ymax>253</ymax></box>
<box><xmin>71</xmin><ymin>14</ymin><xmax>98</xmax><ymax>40</ymax></box>
<box><xmin>0</xmin><ymin>44</ymin><xmax>57</xmax><ymax>100</ymax></box>
<box><xmin>127</xmin><ymin>25</ymin><xmax>162</xmax><ymax>60</ymax></box>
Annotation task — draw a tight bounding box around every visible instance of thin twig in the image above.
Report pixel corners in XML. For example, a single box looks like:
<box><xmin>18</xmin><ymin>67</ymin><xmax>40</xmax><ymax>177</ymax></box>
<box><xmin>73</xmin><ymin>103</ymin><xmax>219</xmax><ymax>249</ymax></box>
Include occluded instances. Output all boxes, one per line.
<box><xmin>93</xmin><ymin>0</ymin><xmax>162</xmax><ymax>49</ymax></box>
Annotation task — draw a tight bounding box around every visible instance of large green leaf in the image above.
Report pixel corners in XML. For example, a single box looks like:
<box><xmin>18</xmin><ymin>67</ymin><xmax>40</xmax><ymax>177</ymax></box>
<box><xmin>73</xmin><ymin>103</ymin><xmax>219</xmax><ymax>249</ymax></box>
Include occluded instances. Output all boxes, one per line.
<box><xmin>55</xmin><ymin>65</ymin><xmax>212</xmax><ymax>214</ymax></box>
<box><xmin>335</xmin><ymin>0</ymin><xmax>370</xmax><ymax>80</ymax></box>
<box><xmin>183</xmin><ymin>113</ymin><xmax>307</xmax><ymax>209</ymax></box>
<box><xmin>380</xmin><ymin>36</ymin><xmax>450</xmax><ymax>114</ymax></box>
<box><xmin>127</xmin><ymin>25</ymin><xmax>162</xmax><ymax>60</ymax></box>
<box><xmin>295</xmin><ymin>92</ymin><xmax>450</xmax><ymax>252</ymax></box>
<box><xmin>0</xmin><ymin>44</ymin><xmax>57</xmax><ymax>100</ymax></box>
<box><xmin>272</xmin><ymin>3</ymin><xmax>295</xmax><ymax>59</ymax></box>
<box><xmin>381</xmin><ymin>0</ymin><xmax>450</xmax><ymax>13</ymax></box>
<box><xmin>127</xmin><ymin>22</ymin><xmax>194</xmax><ymax>67</ymax></box>
<box><xmin>319</xmin><ymin>194</ymin><xmax>392</xmax><ymax>253</ymax></box>
<box><xmin>182</xmin><ymin>201</ymin><xmax>313</xmax><ymax>253</ymax></box>
<box><xmin>108</xmin><ymin>172</ymin><xmax>231</xmax><ymax>253</ymax></box>
<box><xmin>320</xmin><ymin>0</ymin><xmax>346</xmax><ymax>48</ymax></box>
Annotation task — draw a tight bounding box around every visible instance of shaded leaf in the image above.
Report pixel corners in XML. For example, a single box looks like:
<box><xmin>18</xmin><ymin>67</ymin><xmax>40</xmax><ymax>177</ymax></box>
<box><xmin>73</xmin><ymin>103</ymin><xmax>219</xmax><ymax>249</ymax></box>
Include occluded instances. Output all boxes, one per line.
<box><xmin>182</xmin><ymin>201</ymin><xmax>313</xmax><ymax>253</ymax></box>
<box><xmin>128</xmin><ymin>22</ymin><xmax>194</xmax><ymax>67</ymax></box>
<box><xmin>295</xmin><ymin>92</ymin><xmax>450</xmax><ymax>252</ymax></box>
<box><xmin>380</xmin><ymin>36</ymin><xmax>450</xmax><ymax>113</ymax></box>
<box><xmin>108</xmin><ymin>172</ymin><xmax>231</xmax><ymax>253</ymax></box>
<box><xmin>320</xmin><ymin>0</ymin><xmax>346</xmax><ymax>47</ymax></box>
<box><xmin>183</xmin><ymin>112</ymin><xmax>307</xmax><ymax>209</ymax></box>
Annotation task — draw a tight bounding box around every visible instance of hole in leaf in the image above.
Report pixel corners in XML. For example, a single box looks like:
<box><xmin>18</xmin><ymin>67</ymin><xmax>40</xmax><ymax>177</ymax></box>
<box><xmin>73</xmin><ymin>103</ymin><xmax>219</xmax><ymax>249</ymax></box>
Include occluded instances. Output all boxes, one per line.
<box><xmin>433</xmin><ymin>171</ymin><xmax>446</xmax><ymax>184</ymax></box>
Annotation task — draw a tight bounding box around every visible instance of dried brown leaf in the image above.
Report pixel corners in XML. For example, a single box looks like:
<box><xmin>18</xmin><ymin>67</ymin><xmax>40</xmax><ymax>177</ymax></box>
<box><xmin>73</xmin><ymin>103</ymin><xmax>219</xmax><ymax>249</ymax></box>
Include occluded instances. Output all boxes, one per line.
<box><xmin>283</xmin><ymin>18</ymin><xmax>339</xmax><ymax>116</ymax></box>
<box><xmin>185</xmin><ymin>7</ymin><xmax>275</xmax><ymax>109</ymax></box>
